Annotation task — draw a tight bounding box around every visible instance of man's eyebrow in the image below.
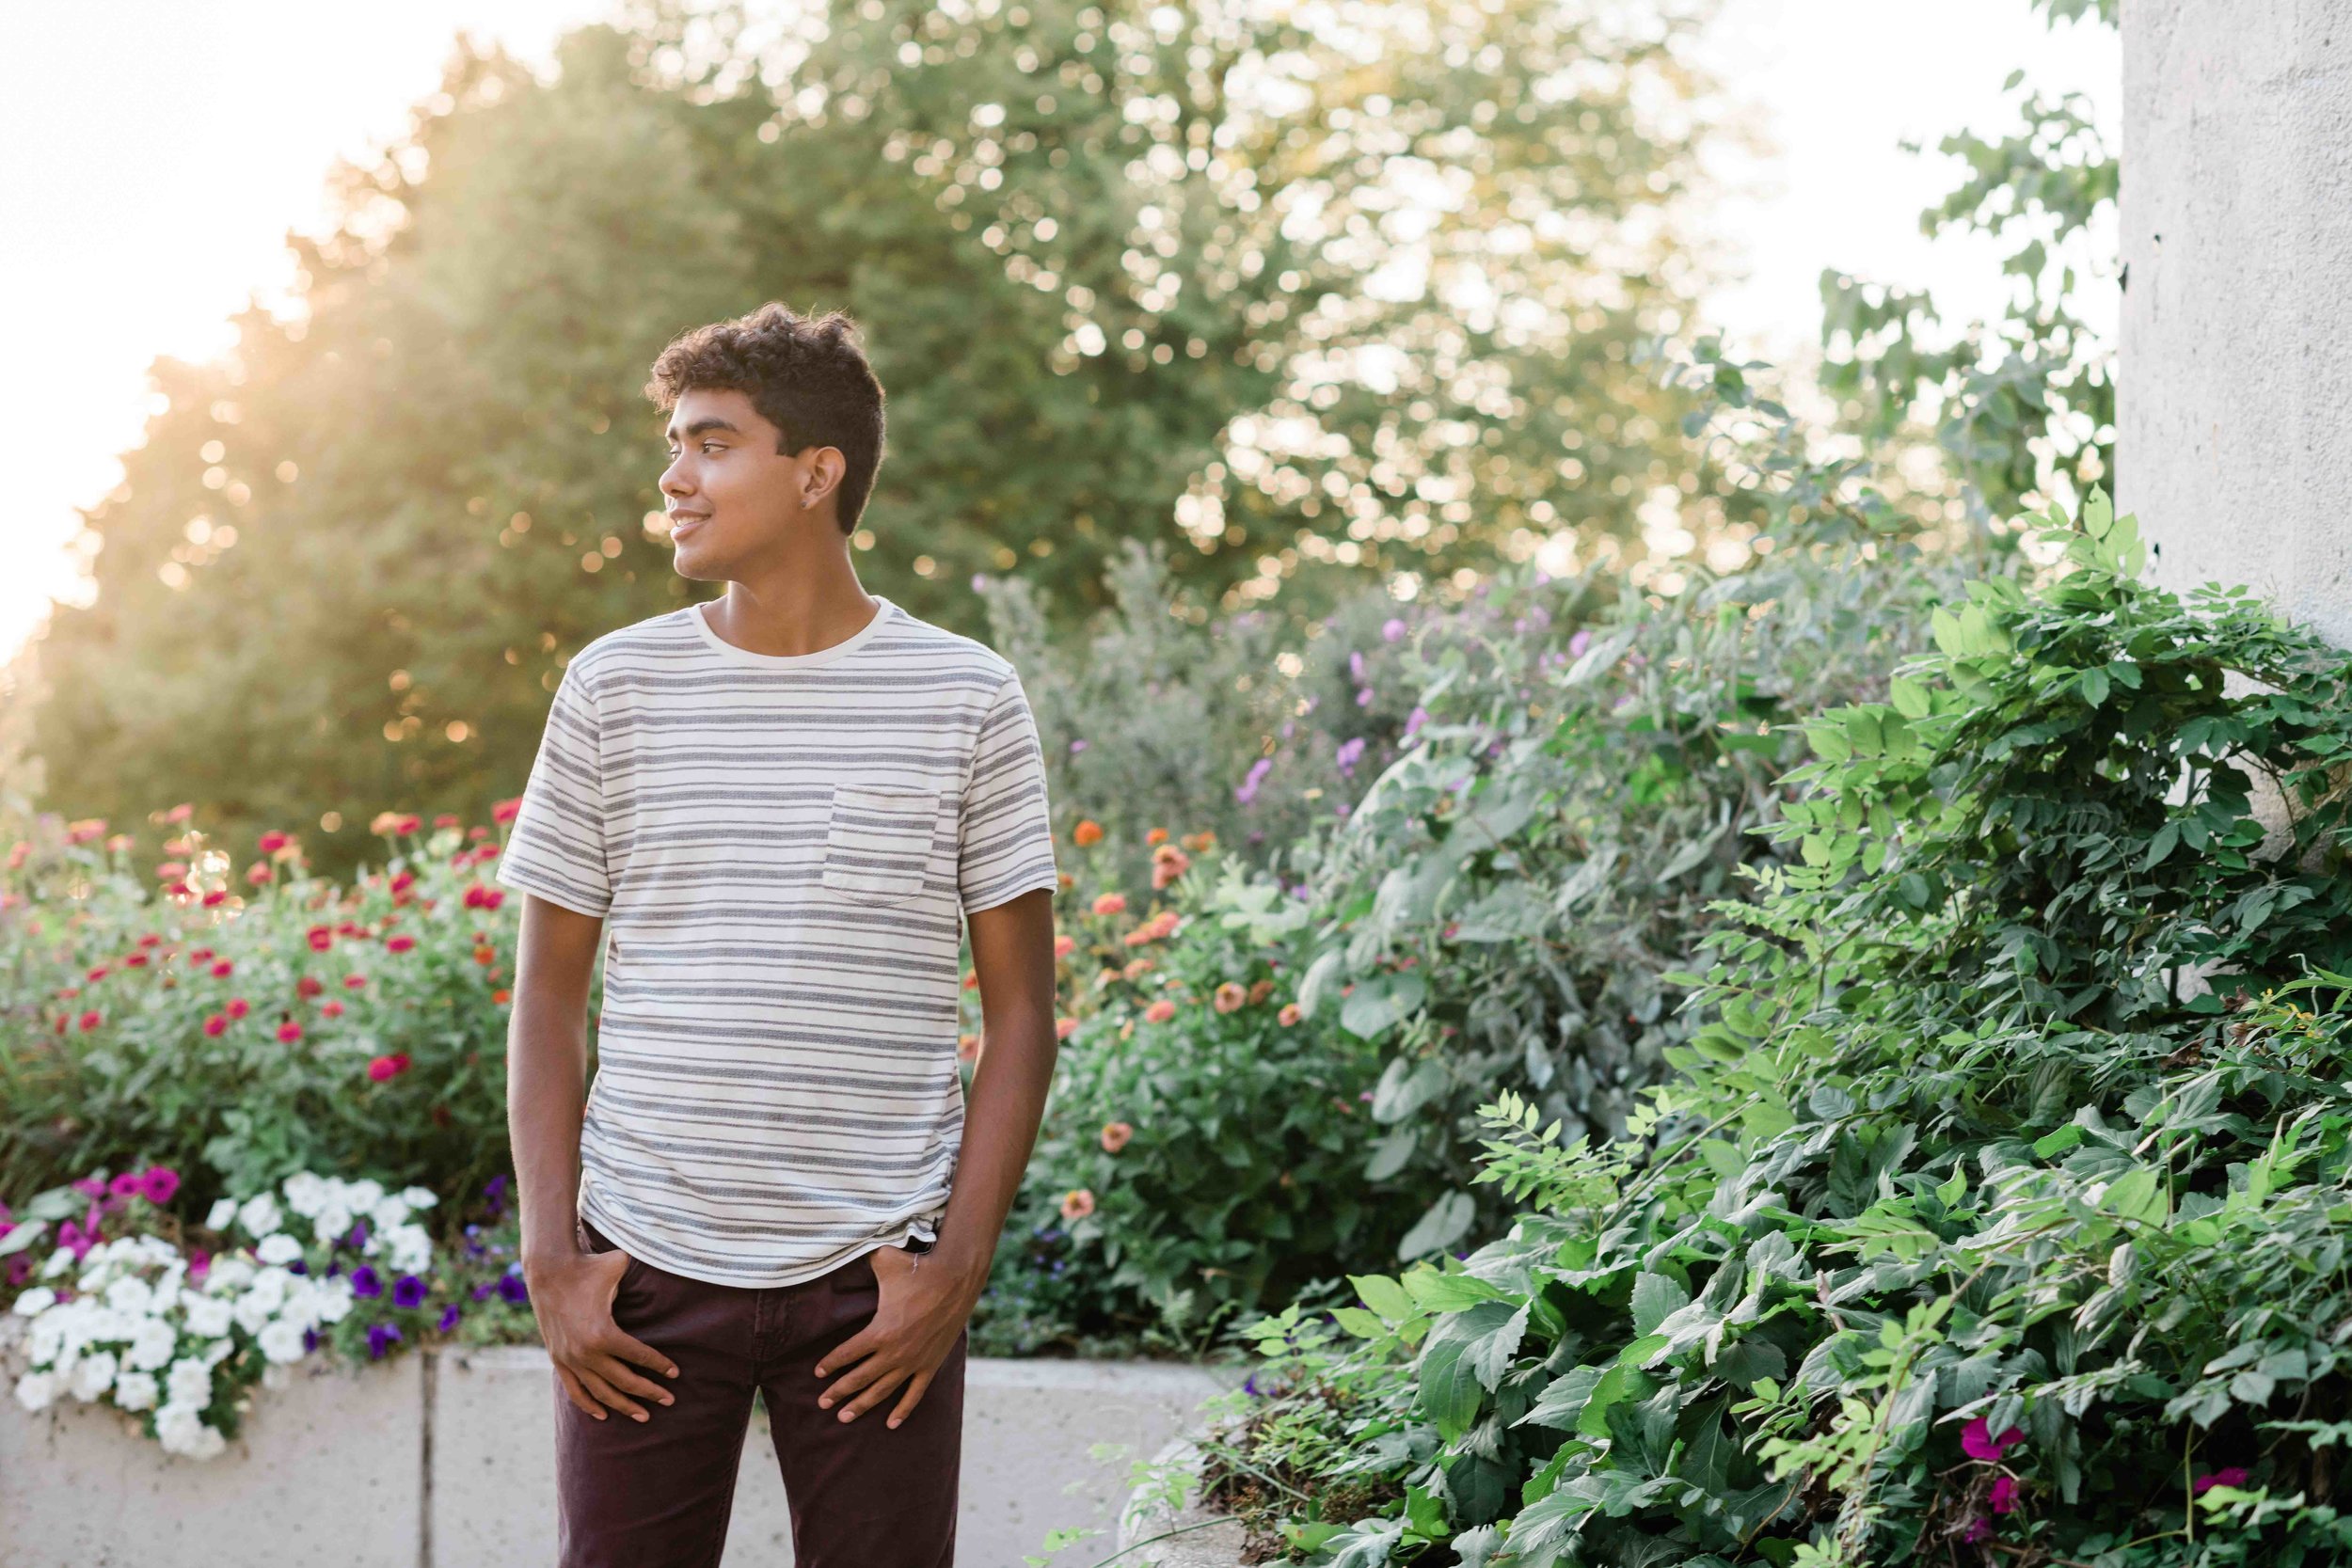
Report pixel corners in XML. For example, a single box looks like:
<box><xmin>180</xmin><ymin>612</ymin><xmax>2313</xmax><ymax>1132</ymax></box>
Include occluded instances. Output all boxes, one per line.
<box><xmin>664</xmin><ymin>417</ymin><xmax>743</xmax><ymax>443</ymax></box>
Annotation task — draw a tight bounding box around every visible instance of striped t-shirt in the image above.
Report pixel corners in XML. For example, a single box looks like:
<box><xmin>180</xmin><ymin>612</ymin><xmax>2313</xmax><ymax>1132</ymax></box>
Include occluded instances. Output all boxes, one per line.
<box><xmin>494</xmin><ymin>593</ymin><xmax>1061</xmax><ymax>1287</ymax></box>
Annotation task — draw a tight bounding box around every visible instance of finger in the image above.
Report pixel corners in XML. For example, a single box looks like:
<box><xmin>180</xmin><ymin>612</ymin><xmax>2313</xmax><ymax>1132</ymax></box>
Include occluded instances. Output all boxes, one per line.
<box><xmin>885</xmin><ymin>1368</ymin><xmax>933</xmax><ymax>1430</ymax></box>
<box><xmin>812</xmin><ymin>1326</ymin><xmax>881</xmax><ymax>1381</ymax></box>
<box><xmin>555</xmin><ymin>1363</ymin><xmax>605</xmax><ymax>1420</ymax></box>
<box><xmin>575</xmin><ymin>1363</ymin><xmax>651</xmax><ymax>1422</ymax></box>
<box><xmin>838</xmin><ymin>1362</ymin><xmax>912</xmax><ymax>1422</ymax></box>
<box><xmin>606</xmin><ymin>1328</ymin><xmax>681</xmax><ymax>1382</ymax></box>
<box><xmin>590</xmin><ymin>1348</ymin><xmax>676</xmax><ymax>1407</ymax></box>
<box><xmin>816</xmin><ymin>1340</ymin><xmax>897</xmax><ymax>1408</ymax></box>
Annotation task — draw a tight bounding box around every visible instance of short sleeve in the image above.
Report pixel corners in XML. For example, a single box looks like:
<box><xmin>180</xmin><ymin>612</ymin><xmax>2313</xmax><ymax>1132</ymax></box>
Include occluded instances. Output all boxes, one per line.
<box><xmin>958</xmin><ymin>671</ymin><xmax>1061</xmax><ymax>916</ymax></box>
<box><xmin>495</xmin><ymin>663</ymin><xmax>613</xmax><ymax>918</ymax></box>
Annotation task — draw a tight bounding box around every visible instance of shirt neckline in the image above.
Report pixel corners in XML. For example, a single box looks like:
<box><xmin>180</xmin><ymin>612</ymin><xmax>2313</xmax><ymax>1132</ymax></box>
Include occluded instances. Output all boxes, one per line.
<box><xmin>691</xmin><ymin>594</ymin><xmax>895</xmax><ymax>670</ymax></box>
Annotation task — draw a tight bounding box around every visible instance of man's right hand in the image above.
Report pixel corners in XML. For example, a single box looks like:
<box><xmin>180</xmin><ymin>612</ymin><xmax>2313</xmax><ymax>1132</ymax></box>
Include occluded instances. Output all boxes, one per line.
<box><xmin>527</xmin><ymin>1248</ymin><xmax>682</xmax><ymax>1422</ymax></box>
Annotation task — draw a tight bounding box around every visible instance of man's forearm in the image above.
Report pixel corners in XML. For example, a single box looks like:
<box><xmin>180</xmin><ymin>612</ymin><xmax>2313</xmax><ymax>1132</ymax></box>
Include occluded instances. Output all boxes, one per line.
<box><xmin>510</xmin><ymin>994</ymin><xmax>591</xmax><ymax>1270</ymax></box>
<box><xmin>929</xmin><ymin>999</ymin><xmax>1057</xmax><ymax>1291</ymax></box>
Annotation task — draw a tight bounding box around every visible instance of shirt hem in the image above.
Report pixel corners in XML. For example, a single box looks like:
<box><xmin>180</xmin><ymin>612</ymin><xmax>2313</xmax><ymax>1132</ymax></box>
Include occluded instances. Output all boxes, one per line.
<box><xmin>578</xmin><ymin>1186</ymin><xmax>946</xmax><ymax>1290</ymax></box>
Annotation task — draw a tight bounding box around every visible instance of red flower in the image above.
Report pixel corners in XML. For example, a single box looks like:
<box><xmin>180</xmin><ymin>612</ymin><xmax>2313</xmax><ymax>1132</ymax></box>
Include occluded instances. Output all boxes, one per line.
<box><xmin>386</xmin><ymin>934</ymin><xmax>417</xmax><ymax>954</ymax></box>
<box><xmin>76</xmin><ymin>1009</ymin><xmax>102</xmax><ymax>1032</ymax></box>
<box><xmin>259</xmin><ymin>831</ymin><xmax>292</xmax><ymax>854</ymax></box>
<box><xmin>322</xmin><ymin>1000</ymin><xmax>345</xmax><ymax>1018</ymax></box>
<box><xmin>308</xmin><ymin>925</ymin><xmax>334</xmax><ymax>952</ymax></box>
<box><xmin>367</xmin><ymin>1053</ymin><xmax>412</xmax><ymax>1083</ymax></box>
<box><xmin>201</xmin><ymin>890</ymin><xmax>228</xmax><ymax>907</ymax></box>
<box><xmin>434</xmin><ymin>813</ymin><xmax>460</xmax><ymax>829</ymax></box>
<box><xmin>226</xmin><ymin>998</ymin><xmax>250</xmax><ymax>1020</ymax></box>
<box><xmin>344</xmin><ymin>974</ymin><xmax>368</xmax><ymax>990</ymax></box>
<box><xmin>211</xmin><ymin>959</ymin><xmax>233</xmax><ymax>978</ymax></box>
<box><xmin>492</xmin><ymin>797</ymin><xmax>523</xmax><ymax>825</ymax></box>
<box><xmin>203</xmin><ymin>1015</ymin><xmax>229</xmax><ymax>1037</ymax></box>
<box><xmin>86</xmin><ymin>964</ymin><xmax>109</xmax><ymax>983</ymax></box>
<box><xmin>277</xmin><ymin>1021</ymin><xmax>303</xmax><ymax>1043</ymax></box>
<box><xmin>296</xmin><ymin>976</ymin><xmax>324</xmax><ymax>999</ymax></box>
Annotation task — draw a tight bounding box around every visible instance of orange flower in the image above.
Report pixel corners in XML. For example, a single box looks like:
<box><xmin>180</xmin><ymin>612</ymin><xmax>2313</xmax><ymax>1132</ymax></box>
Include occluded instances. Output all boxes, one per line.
<box><xmin>1181</xmin><ymin>831</ymin><xmax>1216</xmax><ymax>852</ymax></box>
<box><xmin>1122</xmin><ymin>958</ymin><xmax>1155</xmax><ymax>981</ymax></box>
<box><xmin>1059</xmin><ymin>1188</ymin><xmax>1096</xmax><ymax>1221</ymax></box>
<box><xmin>1151</xmin><ymin>847</ymin><xmax>1191</xmax><ymax>890</ymax></box>
<box><xmin>1072</xmin><ymin>818</ymin><xmax>1104</xmax><ymax>847</ymax></box>
<box><xmin>1100</xmin><ymin>1120</ymin><xmax>1134</xmax><ymax>1153</ymax></box>
<box><xmin>961</xmin><ymin>970</ymin><xmax>979</xmax><ymax>990</ymax></box>
<box><xmin>1055</xmin><ymin>1016</ymin><xmax>1080</xmax><ymax>1040</ymax></box>
<box><xmin>1143</xmin><ymin>999</ymin><xmax>1177</xmax><ymax>1023</ymax></box>
<box><xmin>1052</xmin><ymin>933</ymin><xmax>1077</xmax><ymax>958</ymax></box>
<box><xmin>1248</xmin><ymin>978</ymin><xmax>1275</xmax><ymax>1006</ymax></box>
<box><xmin>957</xmin><ymin>1032</ymin><xmax>980</xmax><ymax>1062</ymax></box>
<box><xmin>1146</xmin><ymin>828</ymin><xmax>1169</xmax><ymax>846</ymax></box>
<box><xmin>1279</xmin><ymin>1003</ymin><xmax>1302</xmax><ymax>1026</ymax></box>
<box><xmin>1213</xmin><ymin>981</ymin><xmax>1247</xmax><ymax>1013</ymax></box>
<box><xmin>1090</xmin><ymin>892</ymin><xmax>1128</xmax><ymax>916</ymax></box>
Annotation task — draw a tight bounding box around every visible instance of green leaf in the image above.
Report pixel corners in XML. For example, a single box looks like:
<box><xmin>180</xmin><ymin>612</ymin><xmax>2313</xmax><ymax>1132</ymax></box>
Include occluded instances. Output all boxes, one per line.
<box><xmin>1630</xmin><ymin>1273</ymin><xmax>1692</xmax><ymax>1337</ymax></box>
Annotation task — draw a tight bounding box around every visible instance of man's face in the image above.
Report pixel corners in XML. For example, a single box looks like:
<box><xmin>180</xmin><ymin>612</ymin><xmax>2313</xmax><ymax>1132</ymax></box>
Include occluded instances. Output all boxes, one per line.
<box><xmin>658</xmin><ymin>387</ymin><xmax>838</xmax><ymax>580</ymax></box>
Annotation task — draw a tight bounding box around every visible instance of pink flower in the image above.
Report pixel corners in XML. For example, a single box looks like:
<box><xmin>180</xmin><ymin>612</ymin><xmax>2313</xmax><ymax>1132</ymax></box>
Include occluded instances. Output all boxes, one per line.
<box><xmin>277</xmin><ymin>1021</ymin><xmax>303</xmax><ymax>1043</ymax></box>
<box><xmin>109</xmin><ymin>1171</ymin><xmax>143</xmax><ymax>1197</ymax></box>
<box><xmin>1059</xmin><ymin>1188</ymin><xmax>1095</xmax><ymax>1221</ymax></box>
<box><xmin>138</xmin><ymin>1167</ymin><xmax>181</xmax><ymax>1205</ymax></box>
<box><xmin>1990</xmin><ymin>1475</ymin><xmax>2019</xmax><ymax>1514</ymax></box>
<box><xmin>1962</xmin><ymin>1418</ymin><xmax>2025</xmax><ymax>1463</ymax></box>
<box><xmin>1962</xmin><ymin>1516</ymin><xmax>1992</xmax><ymax>1544</ymax></box>
<box><xmin>367</xmin><ymin>1053</ymin><xmax>412</xmax><ymax>1083</ymax></box>
<box><xmin>1090</xmin><ymin>892</ymin><xmax>1127</xmax><ymax>916</ymax></box>
<box><xmin>386</xmin><ymin>934</ymin><xmax>417</xmax><ymax>954</ymax></box>
<box><xmin>1143</xmin><ymin>999</ymin><xmax>1177</xmax><ymax>1024</ymax></box>
<box><xmin>2195</xmin><ymin>1467</ymin><xmax>2249</xmax><ymax>1496</ymax></box>
<box><xmin>203</xmin><ymin>1014</ymin><xmax>229</xmax><ymax>1037</ymax></box>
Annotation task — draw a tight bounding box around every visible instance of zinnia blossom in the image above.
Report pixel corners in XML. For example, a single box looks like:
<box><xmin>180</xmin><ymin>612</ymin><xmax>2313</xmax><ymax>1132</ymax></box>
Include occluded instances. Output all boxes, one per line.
<box><xmin>1059</xmin><ymin>1188</ymin><xmax>1096</xmax><ymax>1221</ymax></box>
<box><xmin>492</xmin><ymin>797</ymin><xmax>523</xmax><ymax>825</ymax></box>
<box><xmin>277</xmin><ymin>1021</ymin><xmax>303</xmax><ymax>1044</ymax></box>
<box><xmin>1143</xmin><ymin>1000</ymin><xmax>1177</xmax><ymax>1023</ymax></box>
<box><xmin>367</xmin><ymin>1053</ymin><xmax>412</xmax><ymax>1083</ymax></box>
<box><xmin>1100</xmin><ymin>1121</ymin><xmax>1134</xmax><ymax>1153</ymax></box>
<box><xmin>1090</xmin><ymin>892</ymin><xmax>1127</xmax><ymax>916</ymax></box>
<box><xmin>1279</xmin><ymin>1003</ymin><xmax>1302</xmax><ymax>1026</ymax></box>
<box><xmin>1212</xmin><ymin>982</ymin><xmax>1247</xmax><ymax>1013</ymax></box>
<box><xmin>1055</xmin><ymin>1017</ymin><xmax>1079</xmax><ymax>1040</ymax></box>
<box><xmin>386</xmin><ymin>934</ymin><xmax>417</xmax><ymax>954</ymax></box>
<box><xmin>1072</xmin><ymin>819</ymin><xmax>1103</xmax><ymax>847</ymax></box>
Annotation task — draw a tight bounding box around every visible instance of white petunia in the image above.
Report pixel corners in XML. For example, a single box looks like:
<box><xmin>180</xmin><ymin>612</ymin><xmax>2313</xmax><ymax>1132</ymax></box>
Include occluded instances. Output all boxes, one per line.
<box><xmin>399</xmin><ymin>1186</ymin><xmax>438</xmax><ymax>1211</ymax></box>
<box><xmin>202</xmin><ymin>1258</ymin><xmax>255</xmax><ymax>1294</ymax></box>
<box><xmin>164</xmin><ymin>1357</ymin><xmax>215</xmax><ymax>1410</ymax></box>
<box><xmin>311</xmin><ymin>1282</ymin><xmax>354</xmax><ymax>1324</ymax></box>
<box><xmin>256</xmin><ymin>1320</ymin><xmax>308</xmax><ymax>1364</ymax></box>
<box><xmin>11</xmin><ymin>1286</ymin><xmax>57</xmax><ymax>1318</ymax></box>
<box><xmin>113</xmin><ymin>1369</ymin><xmax>159</xmax><ymax>1411</ymax></box>
<box><xmin>313</xmin><ymin>1207</ymin><xmax>354</xmax><ymax>1246</ymax></box>
<box><xmin>26</xmin><ymin>1314</ymin><xmax>67</xmax><ymax>1368</ymax></box>
<box><xmin>126</xmin><ymin>1317</ymin><xmax>179</xmax><ymax>1372</ymax></box>
<box><xmin>255</xmin><ymin>1233</ymin><xmax>304</xmax><ymax>1266</ymax></box>
<box><xmin>200</xmin><ymin>1336</ymin><xmax>236</xmax><ymax>1368</ymax></box>
<box><xmin>13</xmin><ymin>1370</ymin><xmax>58</xmax><ymax>1413</ymax></box>
<box><xmin>386</xmin><ymin>1225</ymin><xmax>434</xmax><ymax>1275</ymax></box>
<box><xmin>281</xmin><ymin>1172</ymin><xmax>329</xmax><ymax>1218</ymax></box>
<box><xmin>70</xmin><ymin>1350</ymin><xmax>119</xmax><ymax>1402</ymax></box>
<box><xmin>343</xmin><ymin>1179</ymin><xmax>385</xmax><ymax>1214</ymax></box>
<box><xmin>235</xmin><ymin>1193</ymin><xmax>282</xmax><ymax>1240</ymax></box>
<box><xmin>39</xmin><ymin>1247</ymin><xmax>74</xmax><ymax>1280</ymax></box>
<box><xmin>204</xmin><ymin>1197</ymin><xmax>239</xmax><ymax>1231</ymax></box>
<box><xmin>104</xmin><ymin>1275</ymin><xmax>156</xmax><ymax>1318</ymax></box>
<box><xmin>369</xmin><ymin>1196</ymin><xmax>412</xmax><ymax>1233</ymax></box>
<box><xmin>155</xmin><ymin>1401</ymin><xmax>224</xmax><ymax>1457</ymax></box>
<box><xmin>181</xmin><ymin>1295</ymin><xmax>233</xmax><ymax>1338</ymax></box>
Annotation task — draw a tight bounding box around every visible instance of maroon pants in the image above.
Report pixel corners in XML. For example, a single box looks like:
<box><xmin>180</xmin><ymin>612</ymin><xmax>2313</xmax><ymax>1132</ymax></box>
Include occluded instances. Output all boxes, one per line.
<box><xmin>556</xmin><ymin>1218</ymin><xmax>965</xmax><ymax>1567</ymax></box>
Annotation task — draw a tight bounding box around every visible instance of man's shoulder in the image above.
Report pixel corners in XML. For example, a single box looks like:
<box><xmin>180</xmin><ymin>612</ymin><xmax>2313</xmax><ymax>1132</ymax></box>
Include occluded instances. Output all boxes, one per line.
<box><xmin>878</xmin><ymin>601</ymin><xmax>1019</xmax><ymax>689</ymax></box>
<box><xmin>567</xmin><ymin>608</ymin><xmax>698</xmax><ymax>691</ymax></box>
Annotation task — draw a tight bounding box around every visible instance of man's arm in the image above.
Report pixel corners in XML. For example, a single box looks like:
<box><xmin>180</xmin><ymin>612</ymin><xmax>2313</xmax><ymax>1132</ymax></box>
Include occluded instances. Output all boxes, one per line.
<box><xmin>809</xmin><ymin>884</ymin><xmax>1060</xmax><ymax>1428</ymax></box>
<box><xmin>509</xmin><ymin>893</ymin><xmax>679</xmax><ymax>1421</ymax></box>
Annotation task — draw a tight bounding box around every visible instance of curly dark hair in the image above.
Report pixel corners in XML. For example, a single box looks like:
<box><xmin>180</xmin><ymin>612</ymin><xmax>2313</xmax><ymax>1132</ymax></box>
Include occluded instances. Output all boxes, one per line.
<box><xmin>643</xmin><ymin>303</ymin><xmax>888</xmax><ymax>532</ymax></box>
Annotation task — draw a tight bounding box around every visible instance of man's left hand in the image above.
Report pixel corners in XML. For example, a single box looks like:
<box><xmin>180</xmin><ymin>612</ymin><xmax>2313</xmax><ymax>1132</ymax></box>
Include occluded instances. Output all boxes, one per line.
<box><xmin>811</xmin><ymin>1243</ymin><xmax>981</xmax><ymax>1429</ymax></box>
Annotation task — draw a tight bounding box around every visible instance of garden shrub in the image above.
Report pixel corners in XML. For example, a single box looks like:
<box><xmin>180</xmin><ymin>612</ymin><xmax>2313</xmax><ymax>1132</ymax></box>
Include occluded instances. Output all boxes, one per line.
<box><xmin>0</xmin><ymin>809</ymin><xmax>547</xmax><ymax>1217</ymax></box>
<box><xmin>1203</xmin><ymin>498</ymin><xmax>2352</xmax><ymax>1566</ymax></box>
<box><xmin>1286</xmin><ymin>527</ymin><xmax>1974</xmax><ymax>1266</ymax></box>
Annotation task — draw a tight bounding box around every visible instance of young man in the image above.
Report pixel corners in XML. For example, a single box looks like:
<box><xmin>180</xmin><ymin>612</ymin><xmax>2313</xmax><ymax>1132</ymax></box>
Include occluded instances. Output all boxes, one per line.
<box><xmin>495</xmin><ymin>302</ymin><xmax>1063</xmax><ymax>1568</ymax></box>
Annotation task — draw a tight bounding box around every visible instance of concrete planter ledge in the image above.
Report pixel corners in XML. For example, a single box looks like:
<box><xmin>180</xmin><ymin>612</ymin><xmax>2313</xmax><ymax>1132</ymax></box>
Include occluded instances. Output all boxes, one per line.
<box><xmin>0</xmin><ymin>1340</ymin><xmax>1241</xmax><ymax>1567</ymax></box>
<box><xmin>1115</xmin><ymin>1436</ymin><xmax>1250</xmax><ymax>1568</ymax></box>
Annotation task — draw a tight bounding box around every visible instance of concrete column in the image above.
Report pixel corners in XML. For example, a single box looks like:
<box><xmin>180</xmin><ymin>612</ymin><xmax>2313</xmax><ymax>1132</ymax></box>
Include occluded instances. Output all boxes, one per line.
<box><xmin>2121</xmin><ymin>3</ymin><xmax>2352</xmax><ymax>647</ymax></box>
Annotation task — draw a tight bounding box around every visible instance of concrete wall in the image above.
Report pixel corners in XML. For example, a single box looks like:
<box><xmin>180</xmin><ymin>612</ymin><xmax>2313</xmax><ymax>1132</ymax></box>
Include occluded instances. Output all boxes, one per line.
<box><xmin>2121</xmin><ymin>3</ymin><xmax>2352</xmax><ymax>647</ymax></box>
<box><xmin>0</xmin><ymin>1349</ymin><xmax>1240</xmax><ymax>1568</ymax></box>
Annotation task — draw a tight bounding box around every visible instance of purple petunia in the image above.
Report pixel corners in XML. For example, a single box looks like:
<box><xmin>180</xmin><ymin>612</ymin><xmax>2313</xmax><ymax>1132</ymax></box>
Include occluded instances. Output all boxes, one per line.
<box><xmin>1233</xmin><ymin>756</ymin><xmax>1274</xmax><ymax>806</ymax></box>
<box><xmin>392</xmin><ymin>1274</ymin><xmax>427</xmax><ymax>1309</ymax></box>
<box><xmin>437</xmin><ymin>1304</ymin><xmax>463</xmax><ymax>1334</ymax></box>
<box><xmin>366</xmin><ymin>1323</ymin><xmax>403</xmax><ymax>1360</ymax></box>
<box><xmin>497</xmin><ymin>1271</ymin><xmax>530</xmax><ymax>1306</ymax></box>
<box><xmin>350</xmin><ymin>1265</ymin><xmax>383</xmax><ymax>1299</ymax></box>
<box><xmin>1335</xmin><ymin>736</ymin><xmax>1367</xmax><ymax>778</ymax></box>
<box><xmin>471</xmin><ymin>1281</ymin><xmax>496</xmax><ymax>1302</ymax></box>
<box><xmin>303</xmin><ymin>1326</ymin><xmax>321</xmax><ymax>1354</ymax></box>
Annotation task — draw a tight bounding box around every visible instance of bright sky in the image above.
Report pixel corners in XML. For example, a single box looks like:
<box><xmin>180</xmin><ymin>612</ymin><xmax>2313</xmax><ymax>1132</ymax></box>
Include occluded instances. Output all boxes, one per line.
<box><xmin>0</xmin><ymin>1</ymin><xmax>2118</xmax><ymax>667</ymax></box>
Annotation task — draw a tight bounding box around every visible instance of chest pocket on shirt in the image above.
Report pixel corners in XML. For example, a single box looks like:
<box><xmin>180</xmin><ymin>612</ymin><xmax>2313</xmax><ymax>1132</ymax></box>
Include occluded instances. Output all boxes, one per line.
<box><xmin>819</xmin><ymin>784</ymin><xmax>942</xmax><ymax>905</ymax></box>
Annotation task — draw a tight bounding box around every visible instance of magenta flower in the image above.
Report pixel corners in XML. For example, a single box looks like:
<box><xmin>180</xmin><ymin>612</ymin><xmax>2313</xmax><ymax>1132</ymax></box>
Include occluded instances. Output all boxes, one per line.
<box><xmin>1962</xmin><ymin>1516</ymin><xmax>1992</xmax><ymax>1544</ymax></box>
<box><xmin>71</xmin><ymin>1176</ymin><xmax>107</xmax><ymax>1199</ymax></box>
<box><xmin>1381</xmin><ymin>617</ymin><xmax>1406</xmax><ymax>642</ymax></box>
<box><xmin>108</xmin><ymin>1171</ymin><xmax>143</xmax><ymax>1198</ymax></box>
<box><xmin>138</xmin><ymin>1166</ymin><xmax>181</xmax><ymax>1205</ymax></box>
<box><xmin>1990</xmin><ymin>1475</ymin><xmax>2019</xmax><ymax>1514</ymax></box>
<box><xmin>1962</xmin><ymin>1417</ymin><xmax>2026</xmax><ymax>1462</ymax></box>
<box><xmin>2195</xmin><ymin>1466</ymin><xmax>2249</xmax><ymax>1495</ymax></box>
